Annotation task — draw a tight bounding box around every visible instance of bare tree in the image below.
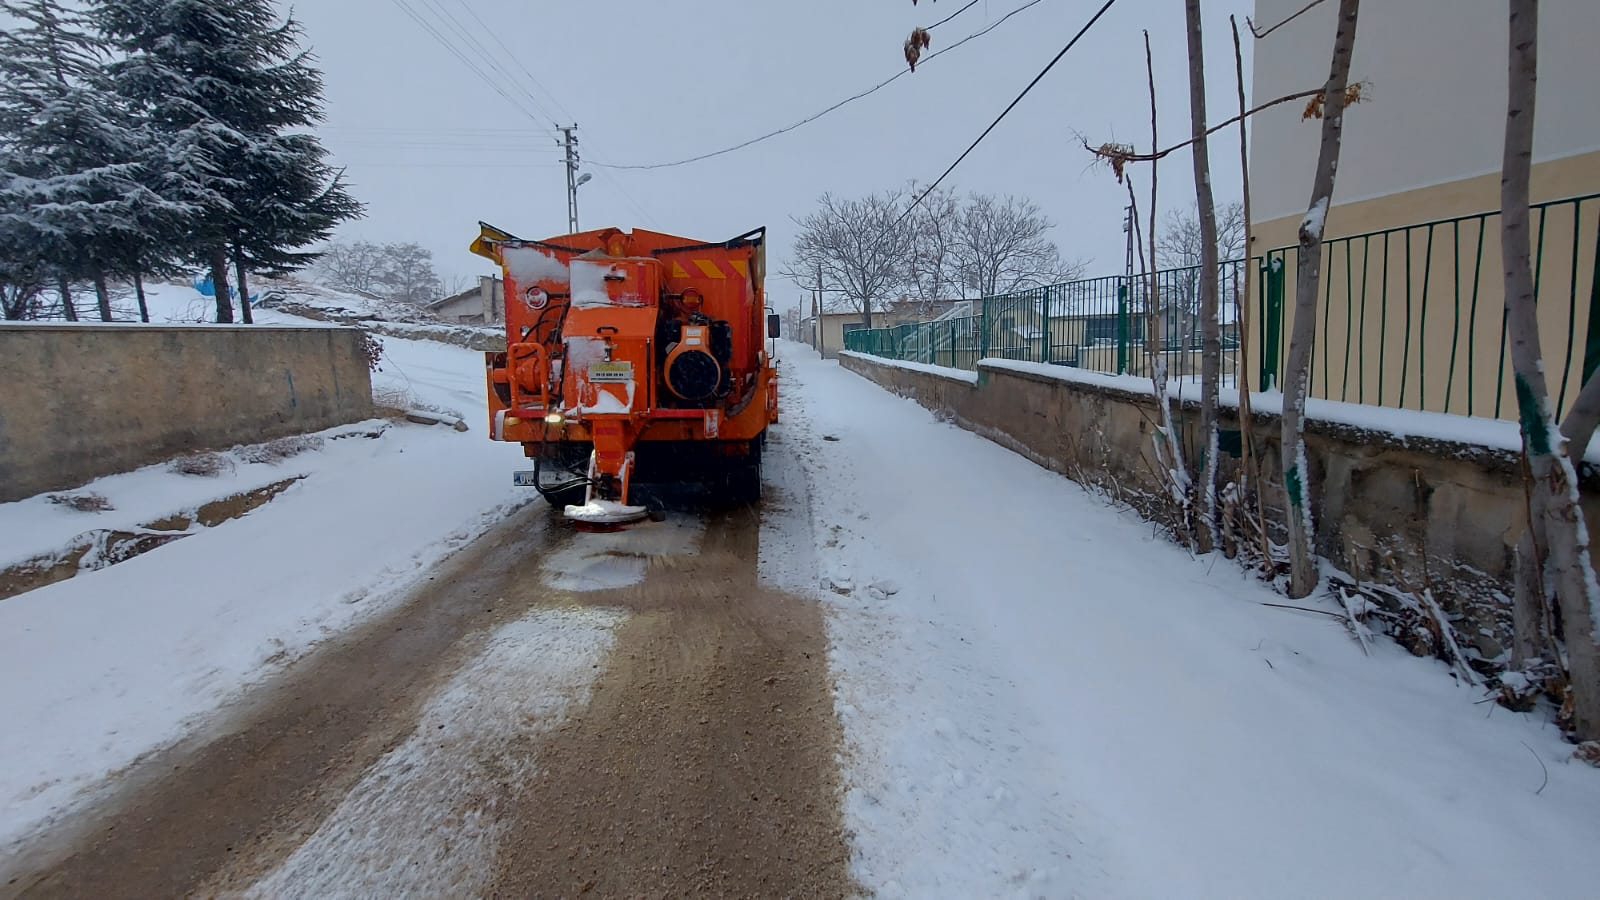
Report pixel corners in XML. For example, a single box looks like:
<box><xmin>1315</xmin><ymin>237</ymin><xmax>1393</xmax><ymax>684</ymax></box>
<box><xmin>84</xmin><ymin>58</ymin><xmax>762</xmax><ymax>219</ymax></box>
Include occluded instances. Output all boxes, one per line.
<box><xmin>1158</xmin><ymin>201</ymin><xmax>1246</xmax><ymax>269</ymax></box>
<box><xmin>783</xmin><ymin>190</ymin><xmax>913</xmax><ymax>330</ymax></box>
<box><xmin>314</xmin><ymin>240</ymin><xmax>387</xmax><ymax>295</ymax></box>
<box><xmin>378</xmin><ymin>242</ymin><xmax>442</xmax><ymax>306</ymax></box>
<box><xmin>1232</xmin><ymin>13</ymin><xmax>1272</xmax><ymax>567</ymax></box>
<box><xmin>904</xmin><ymin>182</ymin><xmax>962</xmax><ymax>315</ymax></box>
<box><xmin>1</xmin><ymin>279</ymin><xmax>43</xmax><ymax>320</ymax></box>
<box><xmin>1158</xmin><ymin>201</ymin><xmax>1246</xmax><ymax>351</ymax></box>
<box><xmin>1500</xmin><ymin>0</ymin><xmax>1600</xmax><ymax>742</ymax></box>
<box><xmin>953</xmin><ymin>193</ymin><xmax>1076</xmax><ymax>297</ymax></box>
<box><xmin>1185</xmin><ymin>0</ymin><xmax>1224</xmax><ymax>552</ymax></box>
<box><xmin>1281</xmin><ymin>0</ymin><xmax>1360</xmax><ymax>598</ymax></box>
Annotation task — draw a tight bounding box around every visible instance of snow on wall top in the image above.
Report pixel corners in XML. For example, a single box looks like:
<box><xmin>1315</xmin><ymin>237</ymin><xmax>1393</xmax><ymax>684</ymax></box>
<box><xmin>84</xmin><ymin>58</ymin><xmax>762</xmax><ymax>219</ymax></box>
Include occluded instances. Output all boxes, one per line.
<box><xmin>839</xmin><ymin>351</ymin><xmax>979</xmax><ymax>385</ymax></box>
<box><xmin>854</xmin><ymin>354</ymin><xmax>1600</xmax><ymax>463</ymax></box>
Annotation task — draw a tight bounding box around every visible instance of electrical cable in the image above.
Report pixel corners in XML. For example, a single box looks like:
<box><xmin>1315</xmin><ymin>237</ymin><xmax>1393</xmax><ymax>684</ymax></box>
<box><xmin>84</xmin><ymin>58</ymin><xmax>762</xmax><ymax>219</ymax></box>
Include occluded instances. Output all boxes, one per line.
<box><xmin>389</xmin><ymin>0</ymin><xmax>557</xmax><ymax>134</ymax></box>
<box><xmin>588</xmin><ymin>0</ymin><xmax>1052</xmax><ymax>171</ymax></box>
<box><xmin>927</xmin><ymin>0</ymin><xmax>983</xmax><ymax>30</ymax></box>
<box><xmin>879</xmin><ymin>0</ymin><xmax>1120</xmax><ymax>241</ymax></box>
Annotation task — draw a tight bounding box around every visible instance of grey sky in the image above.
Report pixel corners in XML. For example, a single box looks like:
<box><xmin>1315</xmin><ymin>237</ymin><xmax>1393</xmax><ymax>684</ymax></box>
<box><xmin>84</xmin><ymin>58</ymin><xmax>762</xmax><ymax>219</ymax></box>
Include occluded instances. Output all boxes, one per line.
<box><xmin>296</xmin><ymin>0</ymin><xmax>1256</xmax><ymax>310</ymax></box>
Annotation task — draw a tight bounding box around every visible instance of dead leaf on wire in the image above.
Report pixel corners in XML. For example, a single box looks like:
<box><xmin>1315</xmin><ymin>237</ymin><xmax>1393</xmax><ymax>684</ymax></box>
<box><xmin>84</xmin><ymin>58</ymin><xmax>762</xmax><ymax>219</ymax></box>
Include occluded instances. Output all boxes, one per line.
<box><xmin>905</xmin><ymin>27</ymin><xmax>932</xmax><ymax>71</ymax></box>
<box><xmin>1302</xmin><ymin>81</ymin><xmax>1367</xmax><ymax>120</ymax></box>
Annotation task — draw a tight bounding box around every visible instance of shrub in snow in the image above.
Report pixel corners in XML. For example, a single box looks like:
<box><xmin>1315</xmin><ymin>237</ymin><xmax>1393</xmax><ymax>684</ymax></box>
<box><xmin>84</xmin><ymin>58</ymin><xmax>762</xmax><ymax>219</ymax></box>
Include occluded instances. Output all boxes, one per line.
<box><xmin>47</xmin><ymin>492</ymin><xmax>113</xmax><ymax>513</ymax></box>
<box><xmin>168</xmin><ymin>452</ymin><xmax>233</xmax><ymax>478</ymax></box>
<box><xmin>236</xmin><ymin>435</ymin><xmax>324</xmax><ymax>465</ymax></box>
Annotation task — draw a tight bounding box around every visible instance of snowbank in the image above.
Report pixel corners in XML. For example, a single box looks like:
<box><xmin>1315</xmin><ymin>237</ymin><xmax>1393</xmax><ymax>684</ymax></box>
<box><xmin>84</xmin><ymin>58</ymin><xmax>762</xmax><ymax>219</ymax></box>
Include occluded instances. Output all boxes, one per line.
<box><xmin>779</xmin><ymin>344</ymin><xmax>1600</xmax><ymax>898</ymax></box>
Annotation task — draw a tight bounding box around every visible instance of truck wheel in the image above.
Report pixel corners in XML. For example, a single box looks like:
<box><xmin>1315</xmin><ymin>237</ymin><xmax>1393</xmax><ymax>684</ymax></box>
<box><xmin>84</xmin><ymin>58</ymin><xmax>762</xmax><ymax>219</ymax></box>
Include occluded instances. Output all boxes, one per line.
<box><xmin>727</xmin><ymin>439</ymin><xmax>763</xmax><ymax>506</ymax></box>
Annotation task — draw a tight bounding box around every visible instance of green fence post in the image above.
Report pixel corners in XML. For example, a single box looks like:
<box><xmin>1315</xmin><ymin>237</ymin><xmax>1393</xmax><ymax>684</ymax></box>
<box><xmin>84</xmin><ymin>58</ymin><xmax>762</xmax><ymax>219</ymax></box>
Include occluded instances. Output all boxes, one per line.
<box><xmin>1042</xmin><ymin>286</ymin><xmax>1053</xmax><ymax>365</ymax></box>
<box><xmin>980</xmin><ymin>295</ymin><xmax>990</xmax><ymax>361</ymax></box>
<box><xmin>1261</xmin><ymin>256</ymin><xmax>1284</xmax><ymax>391</ymax></box>
<box><xmin>1116</xmin><ymin>281</ymin><xmax>1130</xmax><ymax>374</ymax></box>
<box><xmin>1582</xmin><ymin>205</ymin><xmax>1600</xmax><ymax>389</ymax></box>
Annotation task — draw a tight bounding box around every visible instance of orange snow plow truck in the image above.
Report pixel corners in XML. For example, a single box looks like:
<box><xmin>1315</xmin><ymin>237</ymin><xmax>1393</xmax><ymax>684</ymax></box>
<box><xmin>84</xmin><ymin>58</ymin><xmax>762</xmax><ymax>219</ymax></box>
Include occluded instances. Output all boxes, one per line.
<box><xmin>470</xmin><ymin>222</ymin><xmax>780</xmax><ymax>525</ymax></box>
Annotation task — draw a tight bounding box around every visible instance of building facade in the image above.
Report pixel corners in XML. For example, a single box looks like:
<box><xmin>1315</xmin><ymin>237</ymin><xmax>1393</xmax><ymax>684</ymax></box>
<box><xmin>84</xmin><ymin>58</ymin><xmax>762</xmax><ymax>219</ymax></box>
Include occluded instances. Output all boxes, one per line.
<box><xmin>1248</xmin><ymin>0</ymin><xmax>1598</xmax><ymax>418</ymax></box>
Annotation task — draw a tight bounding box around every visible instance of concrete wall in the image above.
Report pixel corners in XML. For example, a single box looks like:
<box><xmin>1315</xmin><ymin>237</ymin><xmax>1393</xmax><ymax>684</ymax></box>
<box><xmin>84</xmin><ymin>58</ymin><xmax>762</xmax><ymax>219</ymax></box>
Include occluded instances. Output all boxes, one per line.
<box><xmin>0</xmin><ymin>325</ymin><xmax>375</xmax><ymax>501</ymax></box>
<box><xmin>840</xmin><ymin>351</ymin><xmax>1600</xmax><ymax>662</ymax></box>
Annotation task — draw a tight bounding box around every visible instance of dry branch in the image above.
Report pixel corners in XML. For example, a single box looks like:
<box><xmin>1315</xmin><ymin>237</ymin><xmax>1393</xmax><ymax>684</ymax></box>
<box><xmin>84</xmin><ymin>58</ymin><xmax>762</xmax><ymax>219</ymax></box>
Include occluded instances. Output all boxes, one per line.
<box><xmin>1247</xmin><ymin>0</ymin><xmax>1331</xmax><ymax>39</ymax></box>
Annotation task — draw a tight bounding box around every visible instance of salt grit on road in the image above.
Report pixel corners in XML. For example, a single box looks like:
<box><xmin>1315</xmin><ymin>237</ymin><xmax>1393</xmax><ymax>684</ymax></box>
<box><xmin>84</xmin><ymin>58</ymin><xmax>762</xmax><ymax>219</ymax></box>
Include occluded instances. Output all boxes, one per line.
<box><xmin>0</xmin><ymin>298</ymin><xmax>527</xmax><ymax>853</ymax></box>
<box><xmin>767</xmin><ymin>342</ymin><xmax>1600</xmax><ymax>899</ymax></box>
<box><xmin>238</xmin><ymin>607</ymin><xmax>625</xmax><ymax>899</ymax></box>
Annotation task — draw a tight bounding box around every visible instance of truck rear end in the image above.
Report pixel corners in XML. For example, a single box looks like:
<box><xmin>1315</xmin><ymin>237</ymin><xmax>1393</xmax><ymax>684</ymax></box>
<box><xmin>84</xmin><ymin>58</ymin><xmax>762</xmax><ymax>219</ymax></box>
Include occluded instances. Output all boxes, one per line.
<box><xmin>470</xmin><ymin>224</ymin><xmax>779</xmax><ymax>524</ymax></box>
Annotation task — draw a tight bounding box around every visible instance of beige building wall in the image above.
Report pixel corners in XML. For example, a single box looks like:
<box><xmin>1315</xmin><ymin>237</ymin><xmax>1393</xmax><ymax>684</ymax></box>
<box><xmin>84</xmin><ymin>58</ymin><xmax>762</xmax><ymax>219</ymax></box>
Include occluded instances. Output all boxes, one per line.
<box><xmin>1247</xmin><ymin>0</ymin><xmax>1600</xmax><ymax>419</ymax></box>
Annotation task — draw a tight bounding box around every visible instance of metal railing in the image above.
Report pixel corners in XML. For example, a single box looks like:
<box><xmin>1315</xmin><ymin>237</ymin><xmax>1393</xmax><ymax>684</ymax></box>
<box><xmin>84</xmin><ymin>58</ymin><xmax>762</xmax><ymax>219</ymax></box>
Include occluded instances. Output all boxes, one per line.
<box><xmin>843</xmin><ymin>261</ymin><xmax>1249</xmax><ymax>385</ymax></box>
<box><xmin>1256</xmin><ymin>192</ymin><xmax>1600</xmax><ymax>419</ymax></box>
<box><xmin>843</xmin><ymin>192</ymin><xmax>1600</xmax><ymax>421</ymax></box>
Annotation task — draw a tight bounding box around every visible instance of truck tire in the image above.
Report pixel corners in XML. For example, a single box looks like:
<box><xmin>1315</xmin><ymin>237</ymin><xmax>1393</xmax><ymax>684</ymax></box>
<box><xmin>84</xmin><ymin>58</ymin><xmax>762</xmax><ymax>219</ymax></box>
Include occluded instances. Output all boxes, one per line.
<box><xmin>726</xmin><ymin>437</ymin><xmax>763</xmax><ymax>506</ymax></box>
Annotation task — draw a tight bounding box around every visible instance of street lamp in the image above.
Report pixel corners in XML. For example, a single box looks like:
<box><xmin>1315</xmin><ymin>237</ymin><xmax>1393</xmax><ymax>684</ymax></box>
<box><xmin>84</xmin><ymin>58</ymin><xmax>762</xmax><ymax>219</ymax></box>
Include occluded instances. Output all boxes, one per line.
<box><xmin>572</xmin><ymin>172</ymin><xmax>593</xmax><ymax>231</ymax></box>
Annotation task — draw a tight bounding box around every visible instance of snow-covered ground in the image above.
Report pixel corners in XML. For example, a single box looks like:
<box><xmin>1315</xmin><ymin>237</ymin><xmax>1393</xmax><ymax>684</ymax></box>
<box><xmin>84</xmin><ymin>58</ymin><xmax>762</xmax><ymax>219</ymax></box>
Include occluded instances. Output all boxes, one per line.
<box><xmin>771</xmin><ymin>341</ymin><xmax>1600</xmax><ymax>899</ymax></box>
<box><xmin>0</xmin><ymin>284</ymin><xmax>528</xmax><ymax>851</ymax></box>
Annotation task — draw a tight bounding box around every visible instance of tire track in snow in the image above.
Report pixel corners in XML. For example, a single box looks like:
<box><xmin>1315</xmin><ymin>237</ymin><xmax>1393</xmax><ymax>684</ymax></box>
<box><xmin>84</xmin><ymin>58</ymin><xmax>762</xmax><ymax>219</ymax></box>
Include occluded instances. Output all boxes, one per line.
<box><xmin>235</xmin><ymin>607</ymin><xmax>624</xmax><ymax>898</ymax></box>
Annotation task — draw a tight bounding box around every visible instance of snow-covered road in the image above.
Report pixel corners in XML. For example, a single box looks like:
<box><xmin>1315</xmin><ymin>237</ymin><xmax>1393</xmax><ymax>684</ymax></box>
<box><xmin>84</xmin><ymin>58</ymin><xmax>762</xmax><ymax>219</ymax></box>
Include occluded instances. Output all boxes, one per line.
<box><xmin>772</xmin><ymin>342</ymin><xmax>1600</xmax><ymax>898</ymax></box>
<box><xmin>5</xmin><ymin>299</ymin><xmax>1599</xmax><ymax>897</ymax></box>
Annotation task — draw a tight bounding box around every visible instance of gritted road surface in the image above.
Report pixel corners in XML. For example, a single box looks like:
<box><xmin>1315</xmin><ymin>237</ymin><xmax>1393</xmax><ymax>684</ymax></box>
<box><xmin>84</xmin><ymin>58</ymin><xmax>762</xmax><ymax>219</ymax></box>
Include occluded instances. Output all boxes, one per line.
<box><xmin>3</xmin><ymin>501</ymin><xmax>855</xmax><ymax>899</ymax></box>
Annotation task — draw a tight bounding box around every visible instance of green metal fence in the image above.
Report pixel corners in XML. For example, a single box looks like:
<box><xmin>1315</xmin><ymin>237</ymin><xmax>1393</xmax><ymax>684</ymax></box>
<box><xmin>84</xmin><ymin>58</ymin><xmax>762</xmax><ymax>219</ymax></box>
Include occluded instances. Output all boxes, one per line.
<box><xmin>844</xmin><ymin>192</ymin><xmax>1600</xmax><ymax>421</ymax></box>
<box><xmin>843</xmin><ymin>261</ymin><xmax>1249</xmax><ymax>384</ymax></box>
<box><xmin>1255</xmin><ymin>192</ymin><xmax>1600</xmax><ymax>419</ymax></box>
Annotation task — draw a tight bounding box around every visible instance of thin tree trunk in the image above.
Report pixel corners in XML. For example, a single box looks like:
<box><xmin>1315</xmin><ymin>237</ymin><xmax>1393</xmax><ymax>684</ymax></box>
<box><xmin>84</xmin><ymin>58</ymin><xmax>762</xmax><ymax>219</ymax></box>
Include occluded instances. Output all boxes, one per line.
<box><xmin>1515</xmin><ymin>371</ymin><xmax>1600</xmax><ymax>668</ymax></box>
<box><xmin>1232</xmin><ymin>15</ymin><xmax>1273</xmax><ymax>569</ymax></box>
<box><xmin>1561</xmin><ymin>372</ymin><xmax>1600</xmax><ymax>464</ymax></box>
<box><xmin>1502</xmin><ymin>0</ymin><xmax>1600</xmax><ymax>740</ymax></box>
<box><xmin>1186</xmin><ymin>0</ymin><xmax>1223</xmax><ymax>552</ymax></box>
<box><xmin>210</xmin><ymin>246</ymin><xmax>235</xmax><ymax>324</ymax></box>
<box><xmin>233</xmin><ymin>243</ymin><xmax>254</xmax><ymax>325</ymax></box>
<box><xmin>93</xmin><ymin>271</ymin><xmax>113</xmax><ymax>322</ymax></box>
<box><xmin>58</xmin><ymin>276</ymin><xmax>78</xmax><ymax>321</ymax></box>
<box><xmin>1142</xmin><ymin>30</ymin><xmax>1193</xmax><ymax>526</ymax></box>
<box><xmin>133</xmin><ymin>271</ymin><xmax>150</xmax><ymax>323</ymax></box>
<box><xmin>1280</xmin><ymin>0</ymin><xmax>1360</xmax><ymax>598</ymax></box>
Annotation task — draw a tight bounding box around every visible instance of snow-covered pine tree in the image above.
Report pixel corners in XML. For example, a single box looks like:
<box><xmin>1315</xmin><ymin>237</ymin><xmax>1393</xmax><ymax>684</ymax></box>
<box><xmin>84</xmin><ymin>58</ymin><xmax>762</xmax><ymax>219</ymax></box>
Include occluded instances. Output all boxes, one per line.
<box><xmin>0</xmin><ymin>0</ymin><xmax>152</xmax><ymax>321</ymax></box>
<box><xmin>94</xmin><ymin>0</ymin><xmax>360</xmax><ymax>323</ymax></box>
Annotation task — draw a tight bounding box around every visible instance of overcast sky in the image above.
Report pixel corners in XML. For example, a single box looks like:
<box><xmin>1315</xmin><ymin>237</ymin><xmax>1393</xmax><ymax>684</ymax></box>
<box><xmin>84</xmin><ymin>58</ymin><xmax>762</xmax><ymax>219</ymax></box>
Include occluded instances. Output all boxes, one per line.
<box><xmin>296</xmin><ymin>0</ymin><xmax>1256</xmax><ymax>310</ymax></box>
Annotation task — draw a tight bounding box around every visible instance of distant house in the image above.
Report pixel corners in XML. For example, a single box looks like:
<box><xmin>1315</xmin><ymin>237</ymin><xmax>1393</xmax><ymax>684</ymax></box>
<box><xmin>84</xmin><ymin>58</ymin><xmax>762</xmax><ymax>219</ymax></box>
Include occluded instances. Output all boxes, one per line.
<box><xmin>801</xmin><ymin>297</ymin><xmax>965</xmax><ymax>359</ymax></box>
<box><xmin>427</xmin><ymin>276</ymin><xmax>504</xmax><ymax>325</ymax></box>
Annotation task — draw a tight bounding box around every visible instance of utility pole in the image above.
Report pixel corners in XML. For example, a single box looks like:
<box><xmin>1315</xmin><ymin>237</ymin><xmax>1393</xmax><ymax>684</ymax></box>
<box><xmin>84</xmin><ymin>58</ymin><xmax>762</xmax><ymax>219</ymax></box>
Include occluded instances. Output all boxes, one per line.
<box><xmin>815</xmin><ymin>262</ymin><xmax>824</xmax><ymax>357</ymax></box>
<box><xmin>1123</xmin><ymin>204</ymin><xmax>1135</xmax><ymax>280</ymax></box>
<box><xmin>558</xmin><ymin>124</ymin><xmax>580</xmax><ymax>233</ymax></box>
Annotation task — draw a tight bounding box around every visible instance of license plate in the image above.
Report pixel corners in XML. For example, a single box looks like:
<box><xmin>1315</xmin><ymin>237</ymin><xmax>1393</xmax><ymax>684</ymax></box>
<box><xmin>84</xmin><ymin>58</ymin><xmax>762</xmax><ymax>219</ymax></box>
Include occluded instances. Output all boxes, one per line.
<box><xmin>513</xmin><ymin>470</ymin><xmax>539</xmax><ymax>487</ymax></box>
<box><xmin>588</xmin><ymin>361</ymin><xmax>633</xmax><ymax>383</ymax></box>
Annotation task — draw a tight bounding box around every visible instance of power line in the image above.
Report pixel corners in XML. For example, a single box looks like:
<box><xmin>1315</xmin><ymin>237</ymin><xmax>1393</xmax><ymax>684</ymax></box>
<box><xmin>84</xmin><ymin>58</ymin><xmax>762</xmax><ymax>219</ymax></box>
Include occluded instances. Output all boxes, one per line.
<box><xmin>344</xmin><ymin>162</ymin><xmax>566</xmax><ymax>169</ymax></box>
<box><xmin>883</xmin><ymin>0</ymin><xmax>1121</xmax><ymax>238</ymax></box>
<box><xmin>456</xmin><ymin>0</ymin><xmax>578</xmax><ymax>124</ymax></box>
<box><xmin>927</xmin><ymin>0</ymin><xmax>983</xmax><ymax>30</ymax></box>
<box><xmin>389</xmin><ymin>0</ymin><xmax>557</xmax><ymax>134</ymax></box>
<box><xmin>388</xmin><ymin>0</ymin><xmax>662</xmax><ymax>227</ymax></box>
<box><xmin>588</xmin><ymin>0</ymin><xmax>1051</xmax><ymax>171</ymax></box>
<box><xmin>415</xmin><ymin>0</ymin><xmax>563</xmax><ymax>128</ymax></box>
